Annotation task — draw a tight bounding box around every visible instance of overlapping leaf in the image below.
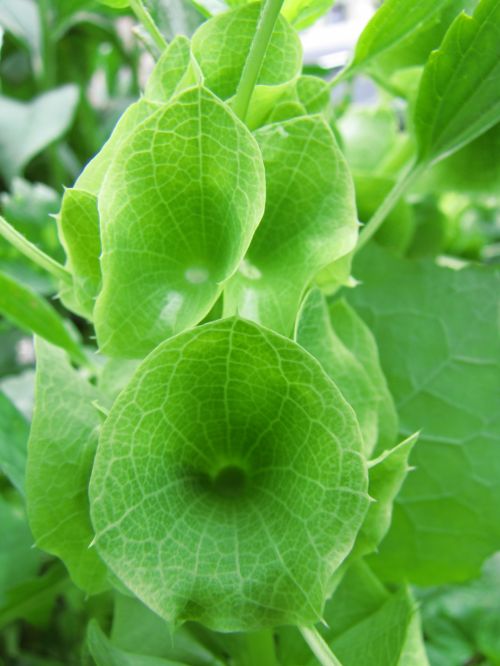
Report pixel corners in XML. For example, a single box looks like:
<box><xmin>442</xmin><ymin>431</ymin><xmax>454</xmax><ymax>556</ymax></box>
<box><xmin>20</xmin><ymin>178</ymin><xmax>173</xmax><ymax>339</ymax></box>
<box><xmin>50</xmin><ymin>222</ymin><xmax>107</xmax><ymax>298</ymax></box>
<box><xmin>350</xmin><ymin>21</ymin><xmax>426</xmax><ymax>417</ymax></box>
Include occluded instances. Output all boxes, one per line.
<box><xmin>94</xmin><ymin>86</ymin><xmax>265</xmax><ymax>357</ymax></box>
<box><xmin>224</xmin><ymin>115</ymin><xmax>357</xmax><ymax>336</ymax></box>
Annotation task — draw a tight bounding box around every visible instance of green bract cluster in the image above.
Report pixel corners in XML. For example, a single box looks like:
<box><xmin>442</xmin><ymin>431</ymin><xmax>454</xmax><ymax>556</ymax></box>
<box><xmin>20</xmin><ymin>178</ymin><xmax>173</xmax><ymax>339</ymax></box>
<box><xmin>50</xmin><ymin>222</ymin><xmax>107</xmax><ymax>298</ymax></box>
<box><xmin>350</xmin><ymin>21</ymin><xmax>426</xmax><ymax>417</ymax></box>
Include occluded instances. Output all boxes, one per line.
<box><xmin>0</xmin><ymin>0</ymin><xmax>499</xmax><ymax>662</ymax></box>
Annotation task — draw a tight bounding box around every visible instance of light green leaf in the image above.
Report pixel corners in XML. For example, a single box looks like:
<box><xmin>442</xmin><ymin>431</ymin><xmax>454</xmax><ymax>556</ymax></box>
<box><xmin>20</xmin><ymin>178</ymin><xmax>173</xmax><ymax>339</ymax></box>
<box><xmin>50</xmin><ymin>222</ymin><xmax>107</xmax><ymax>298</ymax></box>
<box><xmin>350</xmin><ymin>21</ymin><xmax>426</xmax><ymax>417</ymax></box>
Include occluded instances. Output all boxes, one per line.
<box><xmin>414</xmin><ymin>0</ymin><xmax>500</xmax><ymax>164</ymax></box>
<box><xmin>97</xmin><ymin>0</ymin><xmax>129</xmax><ymax>7</ymax></box>
<box><xmin>26</xmin><ymin>339</ymin><xmax>108</xmax><ymax>593</ymax></box>
<box><xmin>0</xmin><ymin>85</ymin><xmax>79</xmax><ymax>182</ymax></box>
<box><xmin>90</xmin><ymin>318</ymin><xmax>368</xmax><ymax>631</ymax></box>
<box><xmin>88</xmin><ymin>620</ymin><xmax>188</xmax><ymax>666</ymax></box>
<box><xmin>191</xmin><ymin>3</ymin><xmax>302</xmax><ymax>100</ymax></box>
<box><xmin>338</xmin><ymin>106</ymin><xmax>399</xmax><ymax>174</ymax></box>
<box><xmin>296</xmin><ymin>288</ymin><xmax>381</xmax><ymax>456</ymax></box>
<box><xmin>366</xmin><ymin>0</ymin><xmax>468</xmax><ymax>84</ymax></box>
<box><xmin>351</xmin><ymin>0</ymin><xmax>460</xmax><ymax>73</ymax></box>
<box><xmin>281</xmin><ymin>0</ymin><xmax>335</xmax><ymax>30</ymax></box>
<box><xmin>354</xmin><ymin>434</ymin><xmax>418</xmax><ymax>558</ymax></box>
<box><xmin>75</xmin><ymin>99</ymin><xmax>158</xmax><ymax>197</ymax></box>
<box><xmin>348</xmin><ymin>244</ymin><xmax>500</xmax><ymax>583</ymax></box>
<box><xmin>57</xmin><ymin>188</ymin><xmax>101</xmax><ymax>318</ymax></box>
<box><xmin>0</xmin><ymin>270</ymin><xmax>85</xmax><ymax>364</ymax></box>
<box><xmin>145</xmin><ymin>35</ymin><xmax>202</xmax><ymax>103</ymax></box>
<box><xmin>328</xmin><ymin>299</ymin><xmax>398</xmax><ymax>453</ymax></box>
<box><xmin>94</xmin><ymin>87</ymin><xmax>265</xmax><ymax>358</ymax></box>
<box><xmin>224</xmin><ymin>115</ymin><xmax>357</xmax><ymax>336</ymax></box>
<box><xmin>0</xmin><ymin>390</ymin><xmax>29</xmax><ymax>494</ymax></box>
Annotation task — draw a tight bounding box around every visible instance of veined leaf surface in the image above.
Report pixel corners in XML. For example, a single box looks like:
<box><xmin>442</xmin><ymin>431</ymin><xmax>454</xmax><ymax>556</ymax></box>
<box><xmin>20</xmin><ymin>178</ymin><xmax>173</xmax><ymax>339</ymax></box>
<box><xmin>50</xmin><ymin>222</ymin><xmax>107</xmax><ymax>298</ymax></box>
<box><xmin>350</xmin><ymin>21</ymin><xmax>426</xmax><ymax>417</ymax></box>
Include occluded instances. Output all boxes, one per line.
<box><xmin>94</xmin><ymin>87</ymin><xmax>265</xmax><ymax>358</ymax></box>
<box><xmin>90</xmin><ymin>318</ymin><xmax>368</xmax><ymax>631</ymax></box>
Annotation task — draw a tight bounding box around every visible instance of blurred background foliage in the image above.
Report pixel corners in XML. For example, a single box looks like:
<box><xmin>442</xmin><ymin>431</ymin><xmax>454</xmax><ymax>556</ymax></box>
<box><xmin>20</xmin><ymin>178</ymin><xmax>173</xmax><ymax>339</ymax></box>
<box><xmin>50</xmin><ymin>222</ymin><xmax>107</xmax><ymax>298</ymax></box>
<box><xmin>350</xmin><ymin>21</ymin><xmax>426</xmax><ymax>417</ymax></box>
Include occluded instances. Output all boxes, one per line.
<box><xmin>0</xmin><ymin>0</ymin><xmax>499</xmax><ymax>664</ymax></box>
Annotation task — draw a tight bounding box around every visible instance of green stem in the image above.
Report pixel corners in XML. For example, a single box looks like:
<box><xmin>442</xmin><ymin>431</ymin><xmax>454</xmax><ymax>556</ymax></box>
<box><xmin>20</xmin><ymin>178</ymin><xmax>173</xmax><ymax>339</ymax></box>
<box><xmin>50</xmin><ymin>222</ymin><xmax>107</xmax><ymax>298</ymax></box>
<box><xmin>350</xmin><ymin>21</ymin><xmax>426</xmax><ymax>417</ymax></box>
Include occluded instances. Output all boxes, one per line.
<box><xmin>328</xmin><ymin>63</ymin><xmax>354</xmax><ymax>89</ymax></box>
<box><xmin>232</xmin><ymin>0</ymin><xmax>286</xmax><ymax>122</ymax></box>
<box><xmin>0</xmin><ymin>216</ymin><xmax>72</xmax><ymax>284</ymax></box>
<box><xmin>299</xmin><ymin>626</ymin><xmax>343</xmax><ymax>666</ymax></box>
<box><xmin>356</xmin><ymin>161</ymin><xmax>423</xmax><ymax>252</ymax></box>
<box><xmin>38</xmin><ymin>0</ymin><xmax>56</xmax><ymax>89</ymax></box>
<box><xmin>129</xmin><ymin>0</ymin><xmax>168</xmax><ymax>53</ymax></box>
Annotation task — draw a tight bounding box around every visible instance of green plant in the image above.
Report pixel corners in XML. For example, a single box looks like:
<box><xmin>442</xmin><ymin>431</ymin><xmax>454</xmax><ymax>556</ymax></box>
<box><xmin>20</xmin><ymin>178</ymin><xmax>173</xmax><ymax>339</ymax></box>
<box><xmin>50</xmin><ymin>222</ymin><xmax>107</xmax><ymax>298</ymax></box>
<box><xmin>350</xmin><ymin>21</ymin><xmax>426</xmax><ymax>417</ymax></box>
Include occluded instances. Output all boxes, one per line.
<box><xmin>0</xmin><ymin>0</ymin><xmax>499</xmax><ymax>664</ymax></box>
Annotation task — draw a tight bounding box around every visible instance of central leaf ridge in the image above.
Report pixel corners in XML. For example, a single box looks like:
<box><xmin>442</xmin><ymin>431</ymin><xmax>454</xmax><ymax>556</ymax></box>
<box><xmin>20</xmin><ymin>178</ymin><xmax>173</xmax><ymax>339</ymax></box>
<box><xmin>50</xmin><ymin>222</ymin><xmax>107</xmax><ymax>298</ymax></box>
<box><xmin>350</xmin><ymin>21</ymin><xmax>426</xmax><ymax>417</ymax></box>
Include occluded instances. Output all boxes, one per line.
<box><xmin>90</xmin><ymin>318</ymin><xmax>369</xmax><ymax>631</ymax></box>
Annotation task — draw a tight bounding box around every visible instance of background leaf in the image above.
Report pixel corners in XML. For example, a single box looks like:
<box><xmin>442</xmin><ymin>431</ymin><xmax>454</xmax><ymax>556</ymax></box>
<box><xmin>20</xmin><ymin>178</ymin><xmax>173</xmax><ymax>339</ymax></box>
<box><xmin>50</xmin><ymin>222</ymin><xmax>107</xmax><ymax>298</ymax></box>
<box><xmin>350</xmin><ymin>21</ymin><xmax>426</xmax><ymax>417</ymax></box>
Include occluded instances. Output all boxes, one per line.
<box><xmin>26</xmin><ymin>339</ymin><xmax>108</xmax><ymax>593</ymax></box>
<box><xmin>347</xmin><ymin>245</ymin><xmax>500</xmax><ymax>584</ymax></box>
<box><xmin>0</xmin><ymin>390</ymin><xmax>29</xmax><ymax>494</ymax></box>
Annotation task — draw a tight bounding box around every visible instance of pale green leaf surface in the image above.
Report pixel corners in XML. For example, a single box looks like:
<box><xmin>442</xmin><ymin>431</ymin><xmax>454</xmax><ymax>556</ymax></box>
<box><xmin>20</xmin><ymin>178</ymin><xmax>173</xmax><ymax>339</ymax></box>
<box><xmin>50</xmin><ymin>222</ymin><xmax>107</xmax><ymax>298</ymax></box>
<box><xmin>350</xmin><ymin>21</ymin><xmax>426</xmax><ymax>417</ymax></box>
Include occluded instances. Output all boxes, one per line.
<box><xmin>224</xmin><ymin>115</ymin><xmax>357</xmax><ymax>336</ymax></box>
<box><xmin>315</xmin><ymin>253</ymin><xmax>354</xmax><ymax>296</ymax></box>
<box><xmin>191</xmin><ymin>3</ymin><xmax>302</xmax><ymax>100</ymax></box>
<box><xmin>296</xmin><ymin>288</ymin><xmax>380</xmax><ymax>455</ymax></box>
<box><xmin>88</xmin><ymin>620</ymin><xmax>188</xmax><ymax>666</ymax></box>
<box><xmin>94</xmin><ymin>87</ymin><xmax>265</xmax><ymax>358</ymax></box>
<box><xmin>0</xmin><ymin>0</ymin><xmax>40</xmax><ymax>58</ymax></box>
<box><xmin>0</xmin><ymin>85</ymin><xmax>79</xmax><ymax>182</ymax></box>
<box><xmin>328</xmin><ymin>300</ymin><xmax>399</xmax><ymax>453</ymax></box>
<box><xmin>57</xmin><ymin>188</ymin><xmax>101</xmax><ymax>318</ymax></box>
<box><xmin>347</xmin><ymin>245</ymin><xmax>500</xmax><ymax>583</ymax></box>
<box><xmin>414</xmin><ymin>0</ymin><xmax>500</xmax><ymax>163</ymax></box>
<box><xmin>90</xmin><ymin>318</ymin><xmax>368</xmax><ymax>631</ymax></box>
<box><xmin>366</xmin><ymin>0</ymin><xmax>469</xmax><ymax>81</ymax></box>
<box><xmin>354</xmin><ymin>434</ymin><xmax>418</xmax><ymax>558</ymax></box>
<box><xmin>338</xmin><ymin>106</ymin><xmax>399</xmax><ymax>174</ymax></box>
<box><xmin>145</xmin><ymin>35</ymin><xmax>202</xmax><ymax>103</ymax></box>
<box><xmin>351</xmin><ymin>0</ymin><xmax>459</xmax><ymax>72</ymax></box>
<box><xmin>26</xmin><ymin>339</ymin><xmax>108</xmax><ymax>593</ymax></box>
<box><xmin>0</xmin><ymin>270</ymin><xmax>85</xmax><ymax>364</ymax></box>
<box><xmin>75</xmin><ymin>99</ymin><xmax>158</xmax><ymax>196</ymax></box>
<box><xmin>0</xmin><ymin>390</ymin><xmax>29</xmax><ymax>494</ymax></box>
<box><xmin>281</xmin><ymin>0</ymin><xmax>335</xmax><ymax>30</ymax></box>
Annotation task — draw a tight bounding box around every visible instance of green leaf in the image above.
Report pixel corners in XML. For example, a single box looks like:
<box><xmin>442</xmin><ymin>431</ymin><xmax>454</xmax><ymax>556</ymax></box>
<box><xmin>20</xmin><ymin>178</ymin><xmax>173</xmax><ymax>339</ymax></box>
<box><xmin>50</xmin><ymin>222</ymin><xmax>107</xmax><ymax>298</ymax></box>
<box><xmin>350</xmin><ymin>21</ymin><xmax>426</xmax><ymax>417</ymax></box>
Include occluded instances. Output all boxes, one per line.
<box><xmin>0</xmin><ymin>0</ymin><xmax>41</xmax><ymax>59</ymax></box>
<box><xmin>351</xmin><ymin>0</ymin><xmax>461</xmax><ymax>73</ymax></box>
<box><xmin>144</xmin><ymin>36</ymin><xmax>201</xmax><ymax>103</ymax></box>
<box><xmin>57</xmin><ymin>188</ymin><xmax>101</xmax><ymax>318</ymax></box>
<box><xmin>296</xmin><ymin>288</ymin><xmax>381</xmax><ymax>456</ymax></box>
<box><xmin>224</xmin><ymin>115</ymin><xmax>357</xmax><ymax>336</ymax></box>
<box><xmin>0</xmin><ymin>85</ymin><xmax>79</xmax><ymax>182</ymax></box>
<box><xmin>97</xmin><ymin>0</ymin><xmax>129</xmax><ymax>7</ymax></box>
<box><xmin>191</xmin><ymin>3</ymin><xmax>302</xmax><ymax>100</ymax></box>
<box><xmin>281</xmin><ymin>0</ymin><xmax>335</xmax><ymax>30</ymax></box>
<box><xmin>277</xmin><ymin>560</ymin><xmax>427</xmax><ymax>666</ymax></box>
<box><xmin>0</xmin><ymin>496</ymin><xmax>41</xmax><ymax>604</ymax></box>
<box><xmin>88</xmin><ymin>620</ymin><xmax>189</xmax><ymax>666</ymax></box>
<box><xmin>90</xmin><ymin>318</ymin><xmax>368</xmax><ymax>631</ymax></box>
<box><xmin>347</xmin><ymin>245</ymin><xmax>500</xmax><ymax>583</ymax></box>
<box><xmin>354</xmin><ymin>434</ymin><xmax>418</xmax><ymax>558</ymax></box>
<box><xmin>328</xmin><ymin>299</ymin><xmax>398</xmax><ymax>453</ymax></box>
<box><xmin>26</xmin><ymin>339</ymin><xmax>108</xmax><ymax>594</ymax></box>
<box><xmin>0</xmin><ymin>563</ymin><xmax>68</xmax><ymax>630</ymax></box>
<box><xmin>0</xmin><ymin>390</ymin><xmax>29</xmax><ymax>494</ymax></box>
<box><xmin>0</xmin><ymin>270</ymin><xmax>85</xmax><ymax>364</ymax></box>
<box><xmin>111</xmin><ymin>594</ymin><xmax>225</xmax><ymax>665</ymax></box>
<box><xmin>414</xmin><ymin>0</ymin><xmax>500</xmax><ymax>164</ymax></box>
<box><xmin>94</xmin><ymin>87</ymin><xmax>265</xmax><ymax>358</ymax></box>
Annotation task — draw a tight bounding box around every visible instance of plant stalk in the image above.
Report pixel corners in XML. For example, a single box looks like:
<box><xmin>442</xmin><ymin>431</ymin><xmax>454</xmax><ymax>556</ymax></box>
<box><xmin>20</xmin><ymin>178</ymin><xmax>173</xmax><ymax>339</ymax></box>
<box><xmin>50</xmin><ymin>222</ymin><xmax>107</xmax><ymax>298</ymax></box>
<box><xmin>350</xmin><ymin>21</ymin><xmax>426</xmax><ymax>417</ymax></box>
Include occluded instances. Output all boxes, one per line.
<box><xmin>0</xmin><ymin>216</ymin><xmax>72</xmax><ymax>284</ymax></box>
<box><xmin>356</xmin><ymin>161</ymin><xmax>423</xmax><ymax>252</ymax></box>
<box><xmin>232</xmin><ymin>0</ymin><xmax>286</xmax><ymax>122</ymax></box>
<box><xmin>299</xmin><ymin>626</ymin><xmax>344</xmax><ymax>666</ymax></box>
<box><xmin>129</xmin><ymin>0</ymin><xmax>168</xmax><ymax>53</ymax></box>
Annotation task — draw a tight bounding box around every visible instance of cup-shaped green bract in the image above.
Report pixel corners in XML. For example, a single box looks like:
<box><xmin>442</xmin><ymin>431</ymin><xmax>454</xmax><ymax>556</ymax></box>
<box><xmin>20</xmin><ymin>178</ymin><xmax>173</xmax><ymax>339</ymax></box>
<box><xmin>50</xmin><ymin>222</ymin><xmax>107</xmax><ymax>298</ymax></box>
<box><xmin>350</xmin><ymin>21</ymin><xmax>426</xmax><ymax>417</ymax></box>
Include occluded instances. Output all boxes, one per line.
<box><xmin>90</xmin><ymin>318</ymin><xmax>369</xmax><ymax>631</ymax></box>
<box><xmin>93</xmin><ymin>86</ymin><xmax>265</xmax><ymax>358</ymax></box>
